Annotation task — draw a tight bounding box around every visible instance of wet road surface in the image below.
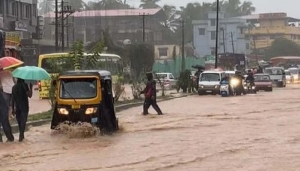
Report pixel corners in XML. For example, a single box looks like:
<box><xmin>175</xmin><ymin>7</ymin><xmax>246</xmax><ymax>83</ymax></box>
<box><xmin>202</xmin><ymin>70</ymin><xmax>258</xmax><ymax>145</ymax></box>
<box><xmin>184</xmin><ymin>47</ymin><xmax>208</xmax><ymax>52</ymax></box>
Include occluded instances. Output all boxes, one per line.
<box><xmin>1</xmin><ymin>85</ymin><xmax>300</xmax><ymax>171</ymax></box>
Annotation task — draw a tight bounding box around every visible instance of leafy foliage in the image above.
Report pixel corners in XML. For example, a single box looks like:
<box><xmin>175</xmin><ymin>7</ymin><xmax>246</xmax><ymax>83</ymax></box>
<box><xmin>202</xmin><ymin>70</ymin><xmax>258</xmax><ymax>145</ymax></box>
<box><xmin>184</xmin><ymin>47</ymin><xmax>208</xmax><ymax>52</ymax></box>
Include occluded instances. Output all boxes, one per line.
<box><xmin>265</xmin><ymin>38</ymin><xmax>300</xmax><ymax>60</ymax></box>
<box><xmin>176</xmin><ymin>70</ymin><xmax>191</xmax><ymax>93</ymax></box>
<box><xmin>70</xmin><ymin>40</ymin><xmax>85</xmax><ymax>70</ymax></box>
<box><xmin>127</xmin><ymin>43</ymin><xmax>155</xmax><ymax>76</ymax></box>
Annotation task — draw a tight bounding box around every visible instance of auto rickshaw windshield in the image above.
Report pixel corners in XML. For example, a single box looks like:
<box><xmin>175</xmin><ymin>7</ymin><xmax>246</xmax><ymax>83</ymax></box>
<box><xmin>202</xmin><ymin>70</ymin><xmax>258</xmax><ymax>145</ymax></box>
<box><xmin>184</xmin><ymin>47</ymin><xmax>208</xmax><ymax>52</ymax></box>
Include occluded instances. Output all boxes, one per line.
<box><xmin>59</xmin><ymin>78</ymin><xmax>97</xmax><ymax>99</ymax></box>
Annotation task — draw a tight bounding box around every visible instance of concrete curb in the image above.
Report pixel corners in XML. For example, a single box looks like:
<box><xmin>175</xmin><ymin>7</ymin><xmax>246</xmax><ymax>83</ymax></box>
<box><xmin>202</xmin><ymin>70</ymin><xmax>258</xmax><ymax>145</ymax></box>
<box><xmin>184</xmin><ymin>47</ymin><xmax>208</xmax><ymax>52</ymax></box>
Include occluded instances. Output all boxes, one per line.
<box><xmin>10</xmin><ymin>94</ymin><xmax>189</xmax><ymax>134</ymax></box>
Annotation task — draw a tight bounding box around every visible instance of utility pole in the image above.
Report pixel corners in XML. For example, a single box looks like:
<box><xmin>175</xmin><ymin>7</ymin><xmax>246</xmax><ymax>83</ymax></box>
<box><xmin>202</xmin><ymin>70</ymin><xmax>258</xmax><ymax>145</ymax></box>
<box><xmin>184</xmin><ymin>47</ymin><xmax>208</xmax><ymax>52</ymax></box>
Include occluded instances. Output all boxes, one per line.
<box><xmin>230</xmin><ymin>32</ymin><xmax>235</xmax><ymax>53</ymax></box>
<box><xmin>139</xmin><ymin>13</ymin><xmax>149</xmax><ymax>42</ymax></box>
<box><xmin>61</xmin><ymin>0</ymin><xmax>64</xmax><ymax>52</ymax></box>
<box><xmin>221</xmin><ymin>27</ymin><xmax>226</xmax><ymax>53</ymax></box>
<box><xmin>214</xmin><ymin>0</ymin><xmax>219</xmax><ymax>69</ymax></box>
<box><xmin>55</xmin><ymin>0</ymin><xmax>58</xmax><ymax>52</ymax></box>
<box><xmin>181</xmin><ymin>19</ymin><xmax>185</xmax><ymax>71</ymax></box>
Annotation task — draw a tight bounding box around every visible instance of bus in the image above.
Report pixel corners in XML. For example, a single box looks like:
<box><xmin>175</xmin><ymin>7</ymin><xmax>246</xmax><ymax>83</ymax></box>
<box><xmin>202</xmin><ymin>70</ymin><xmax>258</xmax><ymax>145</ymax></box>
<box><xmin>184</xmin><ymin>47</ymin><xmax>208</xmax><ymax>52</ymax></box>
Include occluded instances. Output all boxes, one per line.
<box><xmin>37</xmin><ymin>52</ymin><xmax>122</xmax><ymax>98</ymax></box>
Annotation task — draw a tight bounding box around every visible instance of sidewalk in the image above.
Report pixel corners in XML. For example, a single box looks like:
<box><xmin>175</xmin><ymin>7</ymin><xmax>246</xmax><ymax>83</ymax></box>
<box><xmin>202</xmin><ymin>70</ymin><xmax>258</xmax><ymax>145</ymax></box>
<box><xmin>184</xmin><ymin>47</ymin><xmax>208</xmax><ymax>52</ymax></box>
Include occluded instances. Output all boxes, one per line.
<box><xmin>29</xmin><ymin>89</ymin><xmax>51</xmax><ymax>115</ymax></box>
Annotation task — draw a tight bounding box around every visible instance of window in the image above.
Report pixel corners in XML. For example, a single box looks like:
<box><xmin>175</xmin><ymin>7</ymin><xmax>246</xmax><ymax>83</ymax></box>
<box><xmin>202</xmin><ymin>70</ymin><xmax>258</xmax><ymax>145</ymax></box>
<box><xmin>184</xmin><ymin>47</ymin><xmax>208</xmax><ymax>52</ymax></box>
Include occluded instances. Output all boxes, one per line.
<box><xmin>240</xmin><ymin>28</ymin><xmax>244</xmax><ymax>34</ymax></box>
<box><xmin>25</xmin><ymin>4</ymin><xmax>31</xmax><ymax>18</ymax></box>
<box><xmin>32</xmin><ymin>4</ymin><xmax>37</xmax><ymax>17</ymax></box>
<box><xmin>60</xmin><ymin>78</ymin><xmax>97</xmax><ymax>99</ymax></box>
<box><xmin>211</xmin><ymin>48</ymin><xmax>215</xmax><ymax>55</ymax></box>
<box><xmin>158</xmin><ymin>48</ymin><xmax>168</xmax><ymax>57</ymax></box>
<box><xmin>11</xmin><ymin>1</ymin><xmax>17</xmax><ymax>16</ymax></box>
<box><xmin>246</xmin><ymin>43</ymin><xmax>250</xmax><ymax>49</ymax></box>
<box><xmin>0</xmin><ymin>0</ymin><xmax>3</xmax><ymax>14</ymax></box>
<box><xmin>210</xmin><ymin>19</ymin><xmax>216</xmax><ymax>26</ymax></box>
<box><xmin>198</xmin><ymin>28</ymin><xmax>205</xmax><ymax>35</ymax></box>
<box><xmin>211</xmin><ymin>31</ymin><xmax>216</xmax><ymax>40</ymax></box>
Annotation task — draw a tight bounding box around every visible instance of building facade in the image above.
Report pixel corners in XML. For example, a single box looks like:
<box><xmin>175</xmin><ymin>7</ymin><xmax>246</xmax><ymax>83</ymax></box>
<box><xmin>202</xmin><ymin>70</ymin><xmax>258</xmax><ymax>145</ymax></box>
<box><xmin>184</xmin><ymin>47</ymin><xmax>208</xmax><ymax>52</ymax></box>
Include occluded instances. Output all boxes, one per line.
<box><xmin>237</xmin><ymin>13</ymin><xmax>300</xmax><ymax>54</ymax></box>
<box><xmin>42</xmin><ymin>8</ymin><xmax>173</xmax><ymax>50</ymax></box>
<box><xmin>193</xmin><ymin>12</ymin><xmax>251</xmax><ymax>57</ymax></box>
<box><xmin>0</xmin><ymin>0</ymin><xmax>38</xmax><ymax>60</ymax></box>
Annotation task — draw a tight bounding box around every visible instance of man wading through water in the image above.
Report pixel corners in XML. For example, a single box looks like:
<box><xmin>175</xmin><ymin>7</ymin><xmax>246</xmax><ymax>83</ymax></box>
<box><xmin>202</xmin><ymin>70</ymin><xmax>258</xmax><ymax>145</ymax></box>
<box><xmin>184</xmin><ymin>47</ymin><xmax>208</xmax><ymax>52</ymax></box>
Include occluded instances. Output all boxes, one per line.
<box><xmin>140</xmin><ymin>72</ymin><xmax>163</xmax><ymax>115</ymax></box>
<box><xmin>12</xmin><ymin>78</ymin><xmax>32</xmax><ymax>142</ymax></box>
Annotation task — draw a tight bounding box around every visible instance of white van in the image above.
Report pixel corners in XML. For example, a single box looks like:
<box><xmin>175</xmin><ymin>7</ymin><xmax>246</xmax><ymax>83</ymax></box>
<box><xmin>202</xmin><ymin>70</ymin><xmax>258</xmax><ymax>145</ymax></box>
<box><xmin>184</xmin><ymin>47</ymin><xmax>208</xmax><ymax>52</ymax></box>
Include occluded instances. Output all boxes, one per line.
<box><xmin>198</xmin><ymin>71</ymin><xmax>224</xmax><ymax>95</ymax></box>
<box><xmin>264</xmin><ymin>67</ymin><xmax>286</xmax><ymax>87</ymax></box>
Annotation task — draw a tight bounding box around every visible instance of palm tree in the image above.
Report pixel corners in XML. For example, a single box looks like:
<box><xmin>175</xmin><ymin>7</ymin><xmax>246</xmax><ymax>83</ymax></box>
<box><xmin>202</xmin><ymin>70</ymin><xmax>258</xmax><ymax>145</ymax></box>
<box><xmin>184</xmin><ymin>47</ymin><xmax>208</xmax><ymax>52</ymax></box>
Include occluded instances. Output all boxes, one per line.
<box><xmin>64</xmin><ymin>0</ymin><xmax>89</xmax><ymax>11</ymax></box>
<box><xmin>38</xmin><ymin>0</ymin><xmax>54</xmax><ymax>15</ymax></box>
<box><xmin>139</xmin><ymin>0</ymin><xmax>161</xmax><ymax>9</ymax></box>
<box><xmin>161</xmin><ymin>5</ymin><xmax>180</xmax><ymax>31</ymax></box>
<box><xmin>240</xmin><ymin>1</ymin><xmax>256</xmax><ymax>15</ymax></box>
<box><xmin>87</xmin><ymin>0</ymin><xmax>130</xmax><ymax>10</ymax></box>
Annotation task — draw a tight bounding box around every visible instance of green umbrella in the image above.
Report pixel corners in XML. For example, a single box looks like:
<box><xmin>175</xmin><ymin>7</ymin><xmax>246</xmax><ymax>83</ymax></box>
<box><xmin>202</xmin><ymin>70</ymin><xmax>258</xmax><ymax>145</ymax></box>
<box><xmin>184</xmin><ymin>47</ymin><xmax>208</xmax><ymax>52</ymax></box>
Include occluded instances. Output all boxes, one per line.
<box><xmin>12</xmin><ymin>66</ymin><xmax>50</xmax><ymax>80</ymax></box>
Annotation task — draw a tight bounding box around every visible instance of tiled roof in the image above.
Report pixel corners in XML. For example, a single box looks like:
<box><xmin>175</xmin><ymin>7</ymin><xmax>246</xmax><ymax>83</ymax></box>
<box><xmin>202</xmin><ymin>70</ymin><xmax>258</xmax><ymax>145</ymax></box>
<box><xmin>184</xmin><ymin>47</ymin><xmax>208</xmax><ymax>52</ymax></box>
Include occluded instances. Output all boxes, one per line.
<box><xmin>43</xmin><ymin>8</ymin><xmax>162</xmax><ymax>18</ymax></box>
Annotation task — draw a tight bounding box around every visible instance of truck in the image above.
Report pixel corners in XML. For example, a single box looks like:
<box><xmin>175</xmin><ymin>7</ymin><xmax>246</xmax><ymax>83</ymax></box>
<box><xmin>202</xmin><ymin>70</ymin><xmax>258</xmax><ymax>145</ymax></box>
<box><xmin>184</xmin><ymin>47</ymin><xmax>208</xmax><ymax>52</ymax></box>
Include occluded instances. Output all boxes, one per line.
<box><xmin>217</xmin><ymin>53</ymin><xmax>246</xmax><ymax>71</ymax></box>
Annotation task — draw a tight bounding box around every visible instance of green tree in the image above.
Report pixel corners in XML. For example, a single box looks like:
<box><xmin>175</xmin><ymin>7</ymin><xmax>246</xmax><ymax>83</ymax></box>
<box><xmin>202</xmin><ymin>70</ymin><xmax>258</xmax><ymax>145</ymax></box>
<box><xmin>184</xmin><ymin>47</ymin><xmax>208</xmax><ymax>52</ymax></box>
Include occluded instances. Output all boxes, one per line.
<box><xmin>161</xmin><ymin>5</ymin><xmax>179</xmax><ymax>31</ymax></box>
<box><xmin>128</xmin><ymin>43</ymin><xmax>154</xmax><ymax>76</ymax></box>
<box><xmin>87</xmin><ymin>0</ymin><xmax>130</xmax><ymax>10</ymax></box>
<box><xmin>265</xmin><ymin>38</ymin><xmax>300</xmax><ymax>60</ymax></box>
<box><xmin>64</xmin><ymin>0</ymin><xmax>89</xmax><ymax>10</ymax></box>
<box><xmin>139</xmin><ymin>0</ymin><xmax>160</xmax><ymax>9</ymax></box>
<box><xmin>38</xmin><ymin>0</ymin><xmax>54</xmax><ymax>15</ymax></box>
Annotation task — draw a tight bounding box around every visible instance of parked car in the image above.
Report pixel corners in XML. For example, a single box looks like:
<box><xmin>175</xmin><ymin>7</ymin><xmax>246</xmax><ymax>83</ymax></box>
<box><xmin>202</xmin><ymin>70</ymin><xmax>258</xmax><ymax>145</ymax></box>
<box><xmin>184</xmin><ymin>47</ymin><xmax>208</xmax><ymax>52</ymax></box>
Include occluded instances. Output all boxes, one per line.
<box><xmin>154</xmin><ymin>73</ymin><xmax>177</xmax><ymax>90</ymax></box>
<box><xmin>264</xmin><ymin>67</ymin><xmax>286</xmax><ymax>87</ymax></box>
<box><xmin>198</xmin><ymin>71</ymin><xmax>224</xmax><ymax>95</ymax></box>
<box><xmin>254</xmin><ymin>74</ymin><xmax>273</xmax><ymax>91</ymax></box>
<box><xmin>285</xmin><ymin>70</ymin><xmax>293</xmax><ymax>83</ymax></box>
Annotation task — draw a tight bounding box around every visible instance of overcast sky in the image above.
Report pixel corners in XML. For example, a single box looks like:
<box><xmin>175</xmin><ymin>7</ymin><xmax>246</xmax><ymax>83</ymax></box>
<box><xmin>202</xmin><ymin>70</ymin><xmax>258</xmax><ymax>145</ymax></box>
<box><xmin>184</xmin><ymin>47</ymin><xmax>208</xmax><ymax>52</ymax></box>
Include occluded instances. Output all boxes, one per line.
<box><xmin>101</xmin><ymin>0</ymin><xmax>300</xmax><ymax>19</ymax></box>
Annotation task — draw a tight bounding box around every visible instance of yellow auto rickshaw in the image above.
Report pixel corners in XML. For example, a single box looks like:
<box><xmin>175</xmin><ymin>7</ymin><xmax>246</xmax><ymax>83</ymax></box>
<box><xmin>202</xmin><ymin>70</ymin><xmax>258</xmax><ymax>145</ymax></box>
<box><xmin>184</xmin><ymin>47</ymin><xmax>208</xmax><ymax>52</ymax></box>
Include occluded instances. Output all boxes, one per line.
<box><xmin>51</xmin><ymin>70</ymin><xmax>119</xmax><ymax>134</ymax></box>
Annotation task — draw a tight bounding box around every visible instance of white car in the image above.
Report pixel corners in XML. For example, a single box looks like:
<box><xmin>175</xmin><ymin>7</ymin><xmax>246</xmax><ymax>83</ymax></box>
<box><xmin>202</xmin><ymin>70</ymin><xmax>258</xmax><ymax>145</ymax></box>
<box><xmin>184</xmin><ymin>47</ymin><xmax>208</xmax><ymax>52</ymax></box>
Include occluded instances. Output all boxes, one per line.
<box><xmin>198</xmin><ymin>71</ymin><xmax>225</xmax><ymax>95</ymax></box>
<box><xmin>154</xmin><ymin>73</ymin><xmax>177</xmax><ymax>90</ymax></box>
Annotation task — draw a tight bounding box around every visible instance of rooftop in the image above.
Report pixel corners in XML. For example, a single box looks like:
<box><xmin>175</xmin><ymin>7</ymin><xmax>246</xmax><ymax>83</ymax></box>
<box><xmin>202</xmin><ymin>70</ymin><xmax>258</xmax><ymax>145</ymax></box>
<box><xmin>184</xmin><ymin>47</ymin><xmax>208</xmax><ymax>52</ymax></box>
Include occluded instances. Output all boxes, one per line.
<box><xmin>44</xmin><ymin>8</ymin><xmax>163</xmax><ymax>18</ymax></box>
<box><xmin>270</xmin><ymin>56</ymin><xmax>300</xmax><ymax>60</ymax></box>
<box><xmin>235</xmin><ymin>13</ymin><xmax>300</xmax><ymax>22</ymax></box>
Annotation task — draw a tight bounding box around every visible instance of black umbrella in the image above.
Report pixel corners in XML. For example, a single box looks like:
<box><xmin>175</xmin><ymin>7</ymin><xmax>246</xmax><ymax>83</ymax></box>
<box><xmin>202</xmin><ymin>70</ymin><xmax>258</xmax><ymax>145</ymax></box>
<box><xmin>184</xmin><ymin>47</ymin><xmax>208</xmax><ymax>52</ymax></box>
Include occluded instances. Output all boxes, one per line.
<box><xmin>192</xmin><ymin>65</ymin><xmax>205</xmax><ymax>70</ymax></box>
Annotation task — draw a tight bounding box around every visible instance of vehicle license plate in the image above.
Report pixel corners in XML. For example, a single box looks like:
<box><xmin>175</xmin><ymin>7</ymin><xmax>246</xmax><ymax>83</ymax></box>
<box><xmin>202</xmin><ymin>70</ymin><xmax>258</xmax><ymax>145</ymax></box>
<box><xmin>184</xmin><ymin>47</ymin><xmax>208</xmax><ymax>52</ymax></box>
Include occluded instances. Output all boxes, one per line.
<box><xmin>91</xmin><ymin>117</ymin><xmax>98</xmax><ymax>123</ymax></box>
<box><xmin>71</xmin><ymin>104</ymin><xmax>80</xmax><ymax>109</ymax></box>
<box><xmin>206</xmin><ymin>90</ymin><xmax>212</xmax><ymax>93</ymax></box>
<box><xmin>221</xmin><ymin>91</ymin><xmax>227</xmax><ymax>95</ymax></box>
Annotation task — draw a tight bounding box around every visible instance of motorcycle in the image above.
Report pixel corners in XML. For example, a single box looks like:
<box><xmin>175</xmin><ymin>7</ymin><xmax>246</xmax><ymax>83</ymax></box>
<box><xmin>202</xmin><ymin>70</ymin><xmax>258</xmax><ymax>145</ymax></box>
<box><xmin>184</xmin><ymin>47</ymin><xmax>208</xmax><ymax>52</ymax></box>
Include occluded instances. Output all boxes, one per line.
<box><xmin>244</xmin><ymin>80</ymin><xmax>256</xmax><ymax>94</ymax></box>
<box><xmin>230</xmin><ymin>77</ymin><xmax>242</xmax><ymax>96</ymax></box>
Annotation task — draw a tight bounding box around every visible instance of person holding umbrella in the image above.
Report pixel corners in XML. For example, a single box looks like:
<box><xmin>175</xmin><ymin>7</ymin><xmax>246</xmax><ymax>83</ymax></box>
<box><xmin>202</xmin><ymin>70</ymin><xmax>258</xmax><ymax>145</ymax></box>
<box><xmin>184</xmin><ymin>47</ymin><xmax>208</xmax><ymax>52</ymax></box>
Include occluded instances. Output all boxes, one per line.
<box><xmin>0</xmin><ymin>91</ymin><xmax>14</xmax><ymax>142</ymax></box>
<box><xmin>11</xmin><ymin>66</ymin><xmax>50</xmax><ymax>142</ymax></box>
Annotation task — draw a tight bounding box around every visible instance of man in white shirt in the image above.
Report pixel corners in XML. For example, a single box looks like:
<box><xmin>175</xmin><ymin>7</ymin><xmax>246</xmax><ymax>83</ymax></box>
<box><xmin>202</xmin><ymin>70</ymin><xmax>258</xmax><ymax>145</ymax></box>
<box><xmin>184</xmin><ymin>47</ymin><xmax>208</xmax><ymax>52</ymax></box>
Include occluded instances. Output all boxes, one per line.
<box><xmin>0</xmin><ymin>70</ymin><xmax>15</xmax><ymax>108</ymax></box>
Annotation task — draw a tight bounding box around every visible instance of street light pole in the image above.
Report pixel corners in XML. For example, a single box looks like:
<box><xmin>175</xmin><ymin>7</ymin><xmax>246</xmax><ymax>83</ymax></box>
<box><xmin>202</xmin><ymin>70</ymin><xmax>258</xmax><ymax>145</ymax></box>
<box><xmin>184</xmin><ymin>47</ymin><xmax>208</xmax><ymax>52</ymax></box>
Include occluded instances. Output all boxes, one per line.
<box><xmin>214</xmin><ymin>0</ymin><xmax>219</xmax><ymax>69</ymax></box>
<box><xmin>55</xmin><ymin>0</ymin><xmax>58</xmax><ymax>52</ymax></box>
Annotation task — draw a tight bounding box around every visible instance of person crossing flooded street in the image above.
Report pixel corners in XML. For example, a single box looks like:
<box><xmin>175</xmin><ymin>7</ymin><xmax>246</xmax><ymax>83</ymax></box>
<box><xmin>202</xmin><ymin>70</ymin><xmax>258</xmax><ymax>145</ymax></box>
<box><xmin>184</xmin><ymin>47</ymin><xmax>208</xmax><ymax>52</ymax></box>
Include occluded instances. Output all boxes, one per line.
<box><xmin>140</xmin><ymin>72</ymin><xmax>163</xmax><ymax>115</ymax></box>
<box><xmin>12</xmin><ymin>78</ymin><xmax>33</xmax><ymax>142</ymax></box>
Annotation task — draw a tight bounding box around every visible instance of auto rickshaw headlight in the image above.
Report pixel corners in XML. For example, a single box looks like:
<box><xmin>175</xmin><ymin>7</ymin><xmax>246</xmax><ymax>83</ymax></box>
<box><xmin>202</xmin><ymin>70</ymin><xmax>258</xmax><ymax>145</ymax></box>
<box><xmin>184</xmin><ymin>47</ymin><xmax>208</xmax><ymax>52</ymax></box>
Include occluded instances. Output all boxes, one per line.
<box><xmin>58</xmin><ymin>108</ymin><xmax>69</xmax><ymax>115</ymax></box>
<box><xmin>85</xmin><ymin>107</ymin><xmax>98</xmax><ymax>115</ymax></box>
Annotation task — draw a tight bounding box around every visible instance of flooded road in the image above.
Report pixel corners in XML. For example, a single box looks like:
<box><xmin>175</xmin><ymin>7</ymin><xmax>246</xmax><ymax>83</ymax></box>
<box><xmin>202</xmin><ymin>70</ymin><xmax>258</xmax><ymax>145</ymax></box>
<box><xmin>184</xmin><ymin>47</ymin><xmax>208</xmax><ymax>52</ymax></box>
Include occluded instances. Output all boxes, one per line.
<box><xmin>2</xmin><ymin>85</ymin><xmax>300</xmax><ymax>171</ymax></box>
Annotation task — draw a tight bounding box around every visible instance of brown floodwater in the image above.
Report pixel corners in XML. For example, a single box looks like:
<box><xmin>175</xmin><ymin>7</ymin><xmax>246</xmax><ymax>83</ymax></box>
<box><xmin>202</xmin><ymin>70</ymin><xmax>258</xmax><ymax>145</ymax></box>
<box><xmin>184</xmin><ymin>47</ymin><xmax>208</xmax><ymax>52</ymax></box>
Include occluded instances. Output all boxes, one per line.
<box><xmin>1</xmin><ymin>84</ymin><xmax>300</xmax><ymax>171</ymax></box>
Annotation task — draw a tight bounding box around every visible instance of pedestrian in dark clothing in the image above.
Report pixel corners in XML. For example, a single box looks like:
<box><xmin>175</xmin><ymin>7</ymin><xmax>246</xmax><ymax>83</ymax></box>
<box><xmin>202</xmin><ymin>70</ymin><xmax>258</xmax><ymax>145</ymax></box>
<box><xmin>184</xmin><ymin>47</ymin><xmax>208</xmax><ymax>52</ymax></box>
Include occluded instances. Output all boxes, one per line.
<box><xmin>12</xmin><ymin>78</ymin><xmax>32</xmax><ymax>142</ymax></box>
<box><xmin>140</xmin><ymin>72</ymin><xmax>163</xmax><ymax>115</ymax></box>
<box><xmin>194</xmin><ymin>69</ymin><xmax>203</xmax><ymax>90</ymax></box>
<box><xmin>0</xmin><ymin>92</ymin><xmax>14</xmax><ymax>142</ymax></box>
